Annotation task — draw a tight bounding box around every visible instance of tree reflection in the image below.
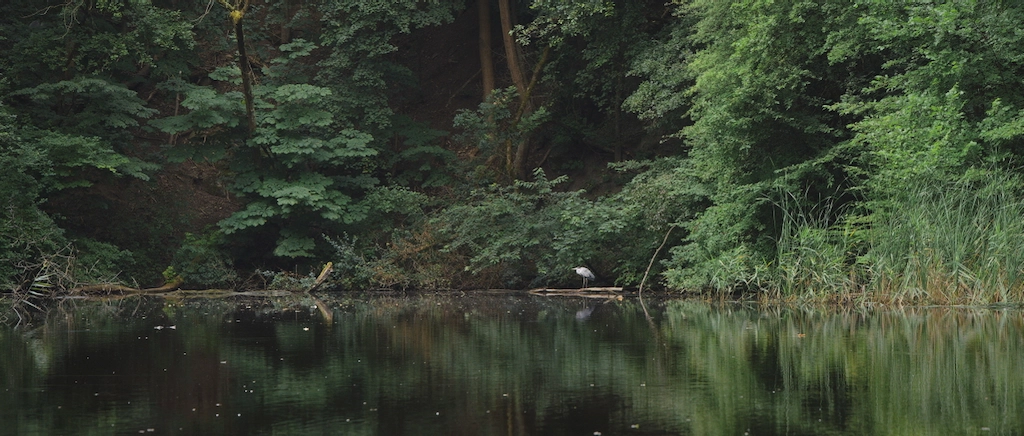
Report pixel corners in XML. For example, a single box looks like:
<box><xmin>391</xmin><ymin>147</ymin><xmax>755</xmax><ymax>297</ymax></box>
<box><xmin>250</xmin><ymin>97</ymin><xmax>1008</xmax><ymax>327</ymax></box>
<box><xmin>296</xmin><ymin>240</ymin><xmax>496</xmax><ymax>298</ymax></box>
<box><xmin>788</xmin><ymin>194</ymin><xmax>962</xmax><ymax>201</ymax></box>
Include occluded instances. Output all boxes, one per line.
<box><xmin>1</xmin><ymin>296</ymin><xmax>1023</xmax><ymax>435</ymax></box>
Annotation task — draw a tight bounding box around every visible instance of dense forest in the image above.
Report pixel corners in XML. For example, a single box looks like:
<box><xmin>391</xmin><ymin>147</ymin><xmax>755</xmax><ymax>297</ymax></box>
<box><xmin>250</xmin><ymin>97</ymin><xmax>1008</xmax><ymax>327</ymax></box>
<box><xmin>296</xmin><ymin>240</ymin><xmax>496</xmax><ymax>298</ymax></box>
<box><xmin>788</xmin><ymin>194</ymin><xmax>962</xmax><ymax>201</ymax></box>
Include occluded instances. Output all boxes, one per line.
<box><xmin>3</xmin><ymin>0</ymin><xmax>1024</xmax><ymax>303</ymax></box>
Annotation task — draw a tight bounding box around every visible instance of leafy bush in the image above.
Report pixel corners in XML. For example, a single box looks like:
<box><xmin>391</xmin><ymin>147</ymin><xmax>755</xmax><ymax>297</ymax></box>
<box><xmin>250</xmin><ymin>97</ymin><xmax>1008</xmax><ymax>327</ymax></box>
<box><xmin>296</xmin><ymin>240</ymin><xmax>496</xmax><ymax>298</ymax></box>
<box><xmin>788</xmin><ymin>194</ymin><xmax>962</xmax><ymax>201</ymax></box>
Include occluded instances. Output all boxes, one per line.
<box><xmin>0</xmin><ymin>103</ymin><xmax>67</xmax><ymax>292</ymax></box>
<box><xmin>434</xmin><ymin>169</ymin><xmax>593</xmax><ymax>288</ymax></box>
<box><xmin>172</xmin><ymin>232</ymin><xmax>238</xmax><ymax>289</ymax></box>
<box><xmin>151</xmin><ymin>42</ymin><xmax>379</xmax><ymax>259</ymax></box>
<box><xmin>70</xmin><ymin>238</ymin><xmax>136</xmax><ymax>285</ymax></box>
<box><xmin>453</xmin><ymin>87</ymin><xmax>551</xmax><ymax>182</ymax></box>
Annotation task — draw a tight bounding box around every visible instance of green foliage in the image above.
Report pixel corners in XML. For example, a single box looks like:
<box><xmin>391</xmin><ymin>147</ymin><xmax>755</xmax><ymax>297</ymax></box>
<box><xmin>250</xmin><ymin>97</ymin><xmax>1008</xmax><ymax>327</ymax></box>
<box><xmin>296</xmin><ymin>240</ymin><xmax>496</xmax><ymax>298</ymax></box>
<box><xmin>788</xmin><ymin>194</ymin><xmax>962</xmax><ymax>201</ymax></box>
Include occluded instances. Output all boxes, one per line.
<box><xmin>384</xmin><ymin>115</ymin><xmax>455</xmax><ymax>187</ymax></box>
<box><xmin>764</xmin><ymin>169</ymin><xmax>1024</xmax><ymax>304</ymax></box>
<box><xmin>435</xmin><ymin>169</ymin><xmax>592</xmax><ymax>286</ymax></box>
<box><xmin>0</xmin><ymin>72</ymin><xmax>163</xmax><ymax>288</ymax></box>
<box><xmin>453</xmin><ymin>87</ymin><xmax>550</xmax><ymax>180</ymax></box>
<box><xmin>535</xmin><ymin>1</ymin><xmax>662</xmax><ymax>115</ymax></box>
<box><xmin>0</xmin><ymin>91</ymin><xmax>150</xmax><ymax>291</ymax></box>
<box><xmin>523</xmin><ymin>0</ymin><xmax>617</xmax><ymax>44</ymax></box>
<box><xmin>0</xmin><ymin>182</ymin><xmax>66</xmax><ymax>293</ymax></box>
<box><xmin>71</xmin><ymin>237</ymin><xmax>136</xmax><ymax>284</ymax></box>
<box><xmin>771</xmin><ymin>188</ymin><xmax>865</xmax><ymax>297</ymax></box>
<box><xmin>13</xmin><ymin>78</ymin><xmax>157</xmax><ymax>133</ymax></box>
<box><xmin>620</xmin><ymin>0</ymin><xmax>858</xmax><ymax>291</ymax></box>
<box><xmin>6</xmin><ymin>0</ymin><xmax>1024</xmax><ymax>299</ymax></box>
<box><xmin>593</xmin><ymin>158</ymin><xmax>709</xmax><ymax>286</ymax></box>
<box><xmin>316</xmin><ymin>0</ymin><xmax>463</xmax><ymax>130</ymax></box>
<box><xmin>663</xmin><ymin>183</ymin><xmax>774</xmax><ymax>292</ymax></box>
<box><xmin>2</xmin><ymin>0</ymin><xmax>194</xmax><ymax>86</ymax></box>
<box><xmin>430</xmin><ymin>165</ymin><xmax>686</xmax><ymax>288</ymax></box>
<box><xmin>151</xmin><ymin>78</ymin><xmax>245</xmax><ymax>139</ymax></box>
<box><xmin>9</xmin><ymin>77</ymin><xmax>160</xmax><ymax>185</ymax></box>
<box><xmin>153</xmin><ymin>41</ymin><xmax>380</xmax><ymax>258</ymax></box>
<box><xmin>323</xmin><ymin>233</ymin><xmax>374</xmax><ymax>290</ymax></box>
<box><xmin>172</xmin><ymin>232</ymin><xmax>238</xmax><ymax>288</ymax></box>
<box><xmin>624</xmin><ymin>24</ymin><xmax>692</xmax><ymax>124</ymax></box>
<box><xmin>829</xmin><ymin>2</ymin><xmax>1024</xmax><ymax>198</ymax></box>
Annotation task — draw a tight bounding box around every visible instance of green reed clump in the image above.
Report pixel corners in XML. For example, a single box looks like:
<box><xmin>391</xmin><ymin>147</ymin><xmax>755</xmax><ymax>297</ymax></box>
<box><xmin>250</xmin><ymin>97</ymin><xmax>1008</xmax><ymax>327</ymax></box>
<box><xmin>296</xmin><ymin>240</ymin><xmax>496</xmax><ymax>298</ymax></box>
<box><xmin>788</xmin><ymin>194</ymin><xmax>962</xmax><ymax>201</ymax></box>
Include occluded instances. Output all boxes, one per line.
<box><xmin>772</xmin><ymin>189</ymin><xmax>865</xmax><ymax>299</ymax></box>
<box><xmin>772</xmin><ymin>170</ymin><xmax>1024</xmax><ymax>303</ymax></box>
<box><xmin>865</xmin><ymin>171</ymin><xmax>1024</xmax><ymax>304</ymax></box>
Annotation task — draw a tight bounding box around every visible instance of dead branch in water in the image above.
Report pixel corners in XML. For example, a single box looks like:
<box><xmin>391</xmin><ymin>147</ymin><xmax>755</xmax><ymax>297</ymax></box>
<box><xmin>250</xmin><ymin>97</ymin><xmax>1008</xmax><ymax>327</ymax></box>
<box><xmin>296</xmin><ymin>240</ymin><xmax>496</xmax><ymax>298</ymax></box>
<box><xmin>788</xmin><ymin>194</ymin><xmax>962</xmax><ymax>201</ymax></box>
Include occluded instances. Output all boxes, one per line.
<box><xmin>70</xmin><ymin>276</ymin><xmax>185</xmax><ymax>294</ymax></box>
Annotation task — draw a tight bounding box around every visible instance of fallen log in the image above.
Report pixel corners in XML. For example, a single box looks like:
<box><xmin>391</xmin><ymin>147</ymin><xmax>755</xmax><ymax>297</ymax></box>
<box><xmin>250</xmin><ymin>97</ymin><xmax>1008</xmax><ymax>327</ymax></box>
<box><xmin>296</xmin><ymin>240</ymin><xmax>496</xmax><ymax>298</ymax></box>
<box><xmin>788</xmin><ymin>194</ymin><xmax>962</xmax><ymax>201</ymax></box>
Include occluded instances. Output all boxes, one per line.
<box><xmin>57</xmin><ymin>289</ymin><xmax>309</xmax><ymax>303</ymax></box>
<box><xmin>528</xmin><ymin>287</ymin><xmax>624</xmax><ymax>299</ymax></box>
<box><xmin>70</xmin><ymin>276</ymin><xmax>185</xmax><ymax>294</ymax></box>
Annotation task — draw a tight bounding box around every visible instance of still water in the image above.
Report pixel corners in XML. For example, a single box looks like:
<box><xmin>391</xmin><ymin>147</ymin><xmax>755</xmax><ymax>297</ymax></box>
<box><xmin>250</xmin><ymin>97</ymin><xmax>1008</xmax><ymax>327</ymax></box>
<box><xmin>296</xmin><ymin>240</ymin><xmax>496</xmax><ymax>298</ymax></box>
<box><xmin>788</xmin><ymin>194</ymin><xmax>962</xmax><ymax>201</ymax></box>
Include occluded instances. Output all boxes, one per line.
<box><xmin>2</xmin><ymin>293</ymin><xmax>1023</xmax><ymax>435</ymax></box>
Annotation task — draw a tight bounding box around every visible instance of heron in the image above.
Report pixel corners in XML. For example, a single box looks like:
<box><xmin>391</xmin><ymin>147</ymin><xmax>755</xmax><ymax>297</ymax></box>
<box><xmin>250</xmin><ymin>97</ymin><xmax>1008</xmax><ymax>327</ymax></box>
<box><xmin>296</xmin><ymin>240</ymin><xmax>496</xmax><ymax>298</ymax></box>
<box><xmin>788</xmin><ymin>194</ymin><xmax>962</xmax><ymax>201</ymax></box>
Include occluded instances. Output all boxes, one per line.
<box><xmin>574</xmin><ymin>266</ymin><xmax>595</xmax><ymax>288</ymax></box>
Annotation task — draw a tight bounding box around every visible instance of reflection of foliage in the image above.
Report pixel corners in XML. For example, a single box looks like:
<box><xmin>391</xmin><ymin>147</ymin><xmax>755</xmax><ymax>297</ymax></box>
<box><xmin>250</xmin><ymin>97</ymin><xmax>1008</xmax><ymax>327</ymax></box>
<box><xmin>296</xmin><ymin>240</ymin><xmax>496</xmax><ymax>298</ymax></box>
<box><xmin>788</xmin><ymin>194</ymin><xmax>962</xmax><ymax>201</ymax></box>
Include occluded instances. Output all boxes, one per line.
<box><xmin>5</xmin><ymin>298</ymin><xmax>1024</xmax><ymax>434</ymax></box>
<box><xmin>660</xmin><ymin>302</ymin><xmax>1024</xmax><ymax>434</ymax></box>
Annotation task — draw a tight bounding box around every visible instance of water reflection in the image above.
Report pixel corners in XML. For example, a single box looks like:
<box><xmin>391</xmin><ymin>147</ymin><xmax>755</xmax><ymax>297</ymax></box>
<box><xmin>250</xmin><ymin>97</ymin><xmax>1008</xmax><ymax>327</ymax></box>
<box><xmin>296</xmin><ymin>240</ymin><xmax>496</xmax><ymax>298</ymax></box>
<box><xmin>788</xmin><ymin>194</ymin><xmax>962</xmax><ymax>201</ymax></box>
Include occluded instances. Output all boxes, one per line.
<box><xmin>1</xmin><ymin>295</ymin><xmax>1023</xmax><ymax>435</ymax></box>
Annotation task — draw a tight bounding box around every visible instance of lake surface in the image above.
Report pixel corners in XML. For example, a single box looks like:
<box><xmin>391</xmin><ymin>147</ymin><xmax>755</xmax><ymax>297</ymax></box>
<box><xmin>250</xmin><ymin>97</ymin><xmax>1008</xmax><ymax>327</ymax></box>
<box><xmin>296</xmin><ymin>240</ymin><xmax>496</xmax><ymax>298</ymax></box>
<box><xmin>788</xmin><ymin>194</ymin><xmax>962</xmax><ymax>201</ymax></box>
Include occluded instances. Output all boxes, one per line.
<box><xmin>2</xmin><ymin>293</ymin><xmax>1023</xmax><ymax>435</ymax></box>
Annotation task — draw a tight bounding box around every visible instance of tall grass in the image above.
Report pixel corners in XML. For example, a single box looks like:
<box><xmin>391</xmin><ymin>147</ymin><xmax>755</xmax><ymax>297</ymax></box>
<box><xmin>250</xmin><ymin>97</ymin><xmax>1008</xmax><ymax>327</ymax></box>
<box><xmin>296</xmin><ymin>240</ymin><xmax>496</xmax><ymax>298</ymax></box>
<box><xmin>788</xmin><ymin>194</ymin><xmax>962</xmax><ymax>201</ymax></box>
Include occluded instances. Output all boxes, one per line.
<box><xmin>774</xmin><ymin>171</ymin><xmax>1024</xmax><ymax>303</ymax></box>
<box><xmin>772</xmin><ymin>188</ymin><xmax>863</xmax><ymax>299</ymax></box>
<box><xmin>865</xmin><ymin>172</ymin><xmax>1024</xmax><ymax>304</ymax></box>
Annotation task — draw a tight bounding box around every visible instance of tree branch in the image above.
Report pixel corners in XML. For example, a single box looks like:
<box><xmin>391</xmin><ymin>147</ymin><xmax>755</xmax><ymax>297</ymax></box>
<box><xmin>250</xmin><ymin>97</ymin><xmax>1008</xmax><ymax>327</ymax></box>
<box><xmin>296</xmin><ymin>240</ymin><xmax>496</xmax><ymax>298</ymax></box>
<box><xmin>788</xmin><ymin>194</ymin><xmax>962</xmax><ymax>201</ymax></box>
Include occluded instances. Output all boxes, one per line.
<box><xmin>639</xmin><ymin>226</ymin><xmax>674</xmax><ymax>295</ymax></box>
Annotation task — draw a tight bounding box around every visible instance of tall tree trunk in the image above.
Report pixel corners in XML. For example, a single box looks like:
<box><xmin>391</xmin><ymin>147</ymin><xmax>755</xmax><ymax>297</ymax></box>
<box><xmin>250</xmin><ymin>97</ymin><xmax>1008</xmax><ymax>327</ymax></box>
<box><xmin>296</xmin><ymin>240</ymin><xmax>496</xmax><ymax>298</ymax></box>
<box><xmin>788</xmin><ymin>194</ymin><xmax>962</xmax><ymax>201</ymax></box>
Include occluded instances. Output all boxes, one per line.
<box><xmin>281</xmin><ymin>0</ymin><xmax>292</xmax><ymax>44</ymax></box>
<box><xmin>280</xmin><ymin>0</ymin><xmax>301</xmax><ymax>44</ymax></box>
<box><xmin>218</xmin><ymin>1</ymin><xmax>256</xmax><ymax>135</ymax></box>
<box><xmin>478</xmin><ymin>0</ymin><xmax>495</xmax><ymax>101</ymax></box>
<box><xmin>511</xmin><ymin>46</ymin><xmax>550</xmax><ymax>180</ymax></box>
<box><xmin>497</xmin><ymin>0</ymin><xmax>524</xmax><ymax>178</ymax></box>
<box><xmin>234</xmin><ymin>17</ymin><xmax>256</xmax><ymax>134</ymax></box>
<box><xmin>498</xmin><ymin>0</ymin><xmax>546</xmax><ymax>180</ymax></box>
<box><xmin>497</xmin><ymin>0</ymin><xmax>528</xmax><ymax>104</ymax></box>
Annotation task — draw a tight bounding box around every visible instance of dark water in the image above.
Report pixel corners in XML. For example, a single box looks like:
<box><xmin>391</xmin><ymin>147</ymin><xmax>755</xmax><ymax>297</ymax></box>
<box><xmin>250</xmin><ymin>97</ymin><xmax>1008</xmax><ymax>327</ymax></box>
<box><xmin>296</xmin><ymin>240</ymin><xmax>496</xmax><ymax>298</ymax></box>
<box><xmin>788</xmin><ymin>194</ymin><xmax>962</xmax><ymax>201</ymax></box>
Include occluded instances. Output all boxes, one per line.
<box><xmin>2</xmin><ymin>294</ymin><xmax>1023</xmax><ymax>435</ymax></box>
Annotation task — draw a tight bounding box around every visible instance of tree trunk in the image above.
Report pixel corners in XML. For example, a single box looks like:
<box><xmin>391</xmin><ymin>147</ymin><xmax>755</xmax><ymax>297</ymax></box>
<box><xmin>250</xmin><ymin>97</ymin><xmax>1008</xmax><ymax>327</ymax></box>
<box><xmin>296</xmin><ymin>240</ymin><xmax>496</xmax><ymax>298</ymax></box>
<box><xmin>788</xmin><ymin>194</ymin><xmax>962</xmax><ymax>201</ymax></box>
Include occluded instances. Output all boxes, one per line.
<box><xmin>281</xmin><ymin>0</ymin><xmax>292</xmax><ymax>44</ymax></box>
<box><xmin>478</xmin><ymin>0</ymin><xmax>495</xmax><ymax>101</ymax></box>
<box><xmin>497</xmin><ymin>0</ymin><xmax>528</xmax><ymax>106</ymax></box>
<box><xmin>233</xmin><ymin>15</ymin><xmax>257</xmax><ymax>135</ymax></box>
<box><xmin>218</xmin><ymin>1</ymin><xmax>256</xmax><ymax>135</ymax></box>
<box><xmin>511</xmin><ymin>46</ymin><xmax>550</xmax><ymax>180</ymax></box>
<box><xmin>497</xmin><ymin>0</ymin><xmax>524</xmax><ymax>178</ymax></box>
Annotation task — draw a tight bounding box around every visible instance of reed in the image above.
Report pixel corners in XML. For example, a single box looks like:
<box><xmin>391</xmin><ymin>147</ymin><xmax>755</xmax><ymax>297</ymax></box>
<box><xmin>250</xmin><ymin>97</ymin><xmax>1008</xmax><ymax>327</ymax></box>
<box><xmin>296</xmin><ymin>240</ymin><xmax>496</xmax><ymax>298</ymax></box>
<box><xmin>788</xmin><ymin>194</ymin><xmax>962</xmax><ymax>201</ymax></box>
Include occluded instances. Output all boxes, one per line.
<box><xmin>773</xmin><ymin>170</ymin><xmax>1024</xmax><ymax>303</ymax></box>
<box><xmin>865</xmin><ymin>172</ymin><xmax>1024</xmax><ymax>303</ymax></box>
<box><xmin>772</xmin><ymin>188</ymin><xmax>862</xmax><ymax>299</ymax></box>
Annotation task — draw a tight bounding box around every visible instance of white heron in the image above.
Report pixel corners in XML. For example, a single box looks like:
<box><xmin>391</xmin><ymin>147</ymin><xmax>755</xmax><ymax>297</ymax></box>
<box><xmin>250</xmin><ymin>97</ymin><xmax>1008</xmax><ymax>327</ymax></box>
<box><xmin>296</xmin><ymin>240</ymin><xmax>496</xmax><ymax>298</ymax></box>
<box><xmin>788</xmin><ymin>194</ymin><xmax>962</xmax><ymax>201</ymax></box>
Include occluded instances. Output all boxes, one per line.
<box><xmin>574</xmin><ymin>266</ymin><xmax>595</xmax><ymax>288</ymax></box>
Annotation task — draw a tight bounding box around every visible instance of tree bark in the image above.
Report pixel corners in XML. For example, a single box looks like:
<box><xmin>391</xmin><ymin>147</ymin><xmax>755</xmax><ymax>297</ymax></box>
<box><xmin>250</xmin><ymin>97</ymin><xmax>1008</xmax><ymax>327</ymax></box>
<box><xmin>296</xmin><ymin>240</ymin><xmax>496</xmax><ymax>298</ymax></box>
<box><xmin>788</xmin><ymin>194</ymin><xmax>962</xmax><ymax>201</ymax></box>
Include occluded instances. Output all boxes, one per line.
<box><xmin>281</xmin><ymin>0</ymin><xmax>292</xmax><ymax>44</ymax></box>
<box><xmin>234</xmin><ymin>17</ymin><xmax>257</xmax><ymax>134</ymax></box>
<box><xmin>511</xmin><ymin>46</ymin><xmax>550</xmax><ymax>179</ymax></box>
<box><xmin>497</xmin><ymin>0</ymin><xmax>528</xmax><ymax>105</ymax></box>
<box><xmin>478</xmin><ymin>0</ymin><xmax>495</xmax><ymax>101</ymax></box>
<box><xmin>497</xmin><ymin>0</ymin><xmax>523</xmax><ymax>178</ymax></box>
<box><xmin>217</xmin><ymin>0</ymin><xmax>256</xmax><ymax>135</ymax></box>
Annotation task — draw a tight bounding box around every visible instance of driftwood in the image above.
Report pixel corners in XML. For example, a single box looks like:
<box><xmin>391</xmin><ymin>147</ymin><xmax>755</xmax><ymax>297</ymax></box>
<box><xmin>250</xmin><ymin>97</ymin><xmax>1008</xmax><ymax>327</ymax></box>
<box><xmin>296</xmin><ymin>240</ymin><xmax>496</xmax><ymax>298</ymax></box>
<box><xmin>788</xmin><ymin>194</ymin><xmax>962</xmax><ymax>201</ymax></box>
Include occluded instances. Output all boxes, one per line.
<box><xmin>68</xmin><ymin>262</ymin><xmax>336</xmax><ymax>296</ymax></box>
<box><xmin>70</xmin><ymin>277</ymin><xmax>185</xmax><ymax>295</ymax></box>
<box><xmin>58</xmin><ymin>289</ymin><xmax>310</xmax><ymax>303</ymax></box>
<box><xmin>528</xmin><ymin>287</ymin><xmax>624</xmax><ymax>300</ymax></box>
<box><xmin>307</xmin><ymin>262</ymin><xmax>333</xmax><ymax>292</ymax></box>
